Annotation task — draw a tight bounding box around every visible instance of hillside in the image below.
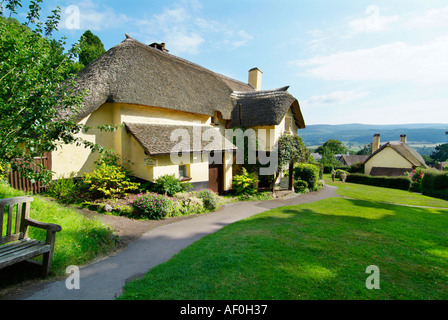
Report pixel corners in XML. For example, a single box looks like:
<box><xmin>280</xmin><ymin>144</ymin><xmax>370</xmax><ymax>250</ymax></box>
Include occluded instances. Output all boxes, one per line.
<box><xmin>299</xmin><ymin>123</ymin><xmax>448</xmax><ymax>154</ymax></box>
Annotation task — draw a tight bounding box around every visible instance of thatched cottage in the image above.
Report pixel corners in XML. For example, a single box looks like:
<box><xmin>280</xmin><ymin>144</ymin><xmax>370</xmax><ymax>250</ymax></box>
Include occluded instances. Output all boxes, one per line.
<box><xmin>53</xmin><ymin>35</ymin><xmax>305</xmax><ymax>194</ymax></box>
<box><xmin>364</xmin><ymin>134</ymin><xmax>427</xmax><ymax>176</ymax></box>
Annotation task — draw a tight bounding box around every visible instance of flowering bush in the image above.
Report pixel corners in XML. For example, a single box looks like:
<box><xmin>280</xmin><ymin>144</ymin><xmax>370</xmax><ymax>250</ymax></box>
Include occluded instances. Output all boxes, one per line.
<box><xmin>408</xmin><ymin>167</ymin><xmax>425</xmax><ymax>193</ymax></box>
<box><xmin>131</xmin><ymin>193</ymin><xmax>174</xmax><ymax>220</ymax></box>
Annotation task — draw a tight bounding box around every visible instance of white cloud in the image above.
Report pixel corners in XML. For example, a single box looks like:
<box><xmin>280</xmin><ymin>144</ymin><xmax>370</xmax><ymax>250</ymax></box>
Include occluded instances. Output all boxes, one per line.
<box><xmin>348</xmin><ymin>5</ymin><xmax>399</xmax><ymax>35</ymax></box>
<box><xmin>407</xmin><ymin>6</ymin><xmax>448</xmax><ymax>28</ymax></box>
<box><xmin>135</xmin><ymin>1</ymin><xmax>252</xmax><ymax>55</ymax></box>
<box><xmin>293</xmin><ymin>36</ymin><xmax>448</xmax><ymax>83</ymax></box>
<box><xmin>59</xmin><ymin>0</ymin><xmax>130</xmax><ymax>31</ymax></box>
<box><xmin>304</xmin><ymin>91</ymin><xmax>370</xmax><ymax>105</ymax></box>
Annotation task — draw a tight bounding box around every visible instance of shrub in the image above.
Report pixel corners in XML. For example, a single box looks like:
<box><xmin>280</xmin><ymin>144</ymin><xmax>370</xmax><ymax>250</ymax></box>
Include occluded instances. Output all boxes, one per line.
<box><xmin>294</xmin><ymin>180</ymin><xmax>308</xmax><ymax>193</ymax></box>
<box><xmin>421</xmin><ymin>169</ymin><xmax>448</xmax><ymax>200</ymax></box>
<box><xmin>172</xmin><ymin>193</ymin><xmax>204</xmax><ymax>216</ymax></box>
<box><xmin>346</xmin><ymin>173</ymin><xmax>411</xmax><ymax>191</ymax></box>
<box><xmin>294</xmin><ymin>163</ymin><xmax>320</xmax><ymax>191</ymax></box>
<box><xmin>47</xmin><ymin>172</ymin><xmax>79</xmax><ymax>203</ymax></box>
<box><xmin>131</xmin><ymin>193</ymin><xmax>174</xmax><ymax>220</ymax></box>
<box><xmin>153</xmin><ymin>174</ymin><xmax>192</xmax><ymax>197</ymax></box>
<box><xmin>232</xmin><ymin>168</ymin><xmax>259</xmax><ymax>195</ymax></box>
<box><xmin>81</xmin><ymin>164</ymin><xmax>140</xmax><ymax>199</ymax></box>
<box><xmin>407</xmin><ymin>167</ymin><xmax>425</xmax><ymax>193</ymax></box>
<box><xmin>193</xmin><ymin>189</ymin><xmax>221</xmax><ymax>211</ymax></box>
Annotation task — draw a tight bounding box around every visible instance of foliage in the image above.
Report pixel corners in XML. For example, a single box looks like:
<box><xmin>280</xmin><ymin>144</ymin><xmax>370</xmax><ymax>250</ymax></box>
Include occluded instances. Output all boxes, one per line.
<box><xmin>81</xmin><ymin>164</ymin><xmax>140</xmax><ymax>199</ymax></box>
<box><xmin>232</xmin><ymin>167</ymin><xmax>259</xmax><ymax>195</ymax></box>
<box><xmin>421</xmin><ymin>169</ymin><xmax>448</xmax><ymax>200</ymax></box>
<box><xmin>294</xmin><ymin>163</ymin><xmax>320</xmax><ymax>191</ymax></box>
<box><xmin>429</xmin><ymin>143</ymin><xmax>448</xmax><ymax>164</ymax></box>
<box><xmin>46</xmin><ymin>172</ymin><xmax>79</xmax><ymax>203</ymax></box>
<box><xmin>335</xmin><ymin>169</ymin><xmax>348</xmax><ymax>181</ymax></box>
<box><xmin>172</xmin><ymin>193</ymin><xmax>204</xmax><ymax>216</ymax></box>
<box><xmin>407</xmin><ymin>167</ymin><xmax>425</xmax><ymax>193</ymax></box>
<box><xmin>315</xmin><ymin>139</ymin><xmax>348</xmax><ymax>156</ymax></box>
<box><xmin>78</xmin><ymin>30</ymin><xmax>105</xmax><ymax>68</ymax></box>
<box><xmin>192</xmin><ymin>189</ymin><xmax>221</xmax><ymax>211</ymax></box>
<box><xmin>153</xmin><ymin>174</ymin><xmax>192</xmax><ymax>197</ymax></box>
<box><xmin>356</xmin><ymin>143</ymin><xmax>373</xmax><ymax>155</ymax></box>
<box><xmin>0</xmin><ymin>4</ymin><xmax>85</xmax><ymax>184</ymax></box>
<box><xmin>131</xmin><ymin>192</ymin><xmax>174</xmax><ymax>220</ymax></box>
<box><xmin>346</xmin><ymin>173</ymin><xmax>411</xmax><ymax>191</ymax></box>
<box><xmin>294</xmin><ymin>179</ymin><xmax>308</xmax><ymax>193</ymax></box>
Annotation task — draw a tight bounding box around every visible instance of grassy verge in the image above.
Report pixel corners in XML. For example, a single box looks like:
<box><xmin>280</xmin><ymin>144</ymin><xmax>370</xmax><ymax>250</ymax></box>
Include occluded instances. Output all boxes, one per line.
<box><xmin>1</xmin><ymin>183</ymin><xmax>118</xmax><ymax>278</ymax></box>
<box><xmin>118</xmin><ymin>179</ymin><xmax>448</xmax><ymax>300</ymax></box>
<box><xmin>324</xmin><ymin>174</ymin><xmax>448</xmax><ymax>208</ymax></box>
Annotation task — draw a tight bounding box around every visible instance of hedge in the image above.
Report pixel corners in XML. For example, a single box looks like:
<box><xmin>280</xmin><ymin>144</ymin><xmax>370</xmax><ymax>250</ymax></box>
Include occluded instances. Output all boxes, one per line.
<box><xmin>421</xmin><ymin>169</ymin><xmax>448</xmax><ymax>200</ymax></box>
<box><xmin>294</xmin><ymin>163</ymin><xmax>320</xmax><ymax>191</ymax></box>
<box><xmin>346</xmin><ymin>173</ymin><xmax>412</xmax><ymax>191</ymax></box>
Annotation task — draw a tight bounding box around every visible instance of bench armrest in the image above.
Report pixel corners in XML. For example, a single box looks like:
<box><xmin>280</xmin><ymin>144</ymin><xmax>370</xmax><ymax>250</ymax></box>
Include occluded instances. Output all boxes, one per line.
<box><xmin>24</xmin><ymin>218</ymin><xmax>62</xmax><ymax>233</ymax></box>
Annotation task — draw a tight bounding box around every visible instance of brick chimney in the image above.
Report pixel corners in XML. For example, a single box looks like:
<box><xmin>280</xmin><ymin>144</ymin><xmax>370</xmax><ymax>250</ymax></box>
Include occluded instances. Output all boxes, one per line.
<box><xmin>248</xmin><ymin>67</ymin><xmax>263</xmax><ymax>90</ymax></box>
<box><xmin>372</xmin><ymin>134</ymin><xmax>380</xmax><ymax>153</ymax></box>
<box><xmin>400</xmin><ymin>134</ymin><xmax>407</xmax><ymax>143</ymax></box>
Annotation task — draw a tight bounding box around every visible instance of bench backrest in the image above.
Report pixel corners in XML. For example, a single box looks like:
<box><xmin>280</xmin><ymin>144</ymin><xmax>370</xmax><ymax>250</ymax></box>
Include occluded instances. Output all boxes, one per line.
<box><xmin>0</xmin><ymin>196</ymin><xmax>34</xmax><ymax>245</ymax></box>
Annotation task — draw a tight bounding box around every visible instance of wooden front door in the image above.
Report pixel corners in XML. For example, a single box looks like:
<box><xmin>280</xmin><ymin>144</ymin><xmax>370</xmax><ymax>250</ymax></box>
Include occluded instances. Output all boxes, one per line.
<box><xmin>208</xmin><ymin>152</ymin><xmax>224</xmax><ymax>194</ymax></box>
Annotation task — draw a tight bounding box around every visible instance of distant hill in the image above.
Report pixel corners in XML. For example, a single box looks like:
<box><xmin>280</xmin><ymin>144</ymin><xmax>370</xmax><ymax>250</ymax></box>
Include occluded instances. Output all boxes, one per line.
<box><xmin>299</xmin><ymin>123</ymin><xmax>448</xmax><ymax>154</ymax></box>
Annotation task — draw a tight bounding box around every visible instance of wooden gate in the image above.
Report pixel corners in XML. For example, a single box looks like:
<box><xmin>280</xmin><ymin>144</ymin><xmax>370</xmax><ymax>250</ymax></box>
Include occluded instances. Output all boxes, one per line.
<box><xmin>7</xmin><ymin>153</ymin><xmax>52</xmax><ymax>194</ymax></box>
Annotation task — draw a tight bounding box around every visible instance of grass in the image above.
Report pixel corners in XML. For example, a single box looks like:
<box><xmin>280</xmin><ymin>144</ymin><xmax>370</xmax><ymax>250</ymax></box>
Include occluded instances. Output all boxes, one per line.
<box><xmin>118</xmin><ymin>177</ymin><xmax>448</xmax><ymax>300</ymax></box>
<box><xmin>324</xmin><ymin>174</ymin><xmax>448</xmax><ymax>208</ymax></box>
<box><xmin>1</xmin><ymin>183</ymin><xmax>118</xmax><ymax>279</ymax></box>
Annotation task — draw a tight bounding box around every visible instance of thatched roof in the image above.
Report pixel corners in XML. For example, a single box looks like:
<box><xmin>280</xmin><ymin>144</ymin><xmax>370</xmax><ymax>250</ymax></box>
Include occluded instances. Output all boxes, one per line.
<box><xmin>125</xmin><ymin>123</ymin><xmax>236</xmax><ymax>156</ymax></box>
<box><xmin>370</xmin><ymin>167</ymin><xmax>413</xmax><ymax>177</ymax></box>
<box><xmin>229</xmin><ymin>87</ymin><xmax>305</xmax><ymax>128</ymax></box>
<box><xmin>365</xmin><ymin>141</ymin><xmax>427</xmax><ymax>168</ymax></box>
<box><xmin>339</xmin><ymin>155</ymin><xmax>369</xmax><ymax>166</ymax></box>
<box><xmin>63</xmin><ymin>35</ymin><xmax>305</xmax><ymax>129</ymax></box>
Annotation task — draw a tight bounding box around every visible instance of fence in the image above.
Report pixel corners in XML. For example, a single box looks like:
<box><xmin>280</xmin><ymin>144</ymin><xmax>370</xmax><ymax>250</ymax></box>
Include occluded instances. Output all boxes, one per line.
<box><xmin>7</xmin><ymin>153</ymin><xmax>52</xmax><ymax>194</ymax></box>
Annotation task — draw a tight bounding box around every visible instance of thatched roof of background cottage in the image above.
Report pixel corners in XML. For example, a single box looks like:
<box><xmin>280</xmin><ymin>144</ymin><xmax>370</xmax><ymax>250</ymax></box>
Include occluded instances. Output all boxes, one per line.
<box><xmin>62</xmin><ymin>35</ymin><xmax>305</xmax><ymax>129</ymax></box>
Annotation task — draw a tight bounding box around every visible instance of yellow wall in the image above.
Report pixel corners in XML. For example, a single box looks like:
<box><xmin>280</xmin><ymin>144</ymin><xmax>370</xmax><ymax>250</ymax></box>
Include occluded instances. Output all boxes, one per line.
<box><xmin>364</xmin><ymin>147</ymin><xmax>413</xmax><ymax>175</ymax></box>
<box><xmin>52</xmin><ymin>102</ymin><xmax>232</xmax><ymax>191</ymax></box>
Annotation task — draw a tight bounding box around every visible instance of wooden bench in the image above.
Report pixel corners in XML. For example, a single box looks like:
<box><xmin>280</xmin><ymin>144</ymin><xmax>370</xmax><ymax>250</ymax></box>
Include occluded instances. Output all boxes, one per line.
<box><xmin>0</xmin><ymin>196</ymin><xmax>62</xmax><ymax>276</ymax></box>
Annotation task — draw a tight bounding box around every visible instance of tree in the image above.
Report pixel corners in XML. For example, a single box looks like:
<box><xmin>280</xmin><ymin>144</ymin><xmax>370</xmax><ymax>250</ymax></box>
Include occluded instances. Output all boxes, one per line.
<box><xmin>357</xmin><ymin>143</ymin><xmax>373</xmax><ymax>155</ymax></box>
<box><xmin>0</xmin><ymin>1</ymin><xmax>85</xmax><ymax>183</ymax></box>
<box><xmin>268</xmin><ymin>133</ymin><xmax>310</xmax><ymax>192</ymax></box>
<box><xmin>78</xmin><ymin>30</ymin><xmax>105</xmax><ymax>68</ymax></box>
<box><xmin>315</xmin><ymin>139</ymin><xmax>348</xmax><ymax>155</ymax></box>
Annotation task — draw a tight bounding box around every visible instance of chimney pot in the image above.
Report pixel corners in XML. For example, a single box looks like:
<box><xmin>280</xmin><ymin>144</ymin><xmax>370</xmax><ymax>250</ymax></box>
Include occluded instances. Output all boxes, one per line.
<box><xmin>400</xmin><ymin>134</ymin><xmax>407</xmax><ymax>143</ymax></box>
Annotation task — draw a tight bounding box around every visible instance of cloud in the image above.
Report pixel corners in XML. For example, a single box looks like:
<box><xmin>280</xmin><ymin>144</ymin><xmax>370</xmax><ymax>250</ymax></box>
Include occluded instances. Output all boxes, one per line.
<box><xmin>407</xmin><ymin>6</ymin><xmax>448</xmax><ymax>28</ymax></box>
<box><xmin>135</xmin><ymin>1</ymin><xmax>252</xmax><ymax>55</ymax></box>
<box><xmin>347</xmin><ymin>5</ymin><xmax>399</xmax><ymax>35</ymax></box>
<box><xmin>59</xmin><ymin>0</ymin><xmax>130</xmax><ymax>31</ymax></box>
<box><xmin>304</xmin><ymin>91</ymin><xmax>370</xmax><ymax>105</ymax></box>
<box><xmin>293</xmin><ymin>36</ymin><xmax>448</xmax><ymax>83</ymax></box>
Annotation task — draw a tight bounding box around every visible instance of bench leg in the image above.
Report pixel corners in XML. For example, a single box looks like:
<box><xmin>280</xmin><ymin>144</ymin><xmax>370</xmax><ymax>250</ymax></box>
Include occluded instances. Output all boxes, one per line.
<box><xmin>42</xmin><ymin>231</ymin><xmax>57</xmax><ymax>276</ymax></box>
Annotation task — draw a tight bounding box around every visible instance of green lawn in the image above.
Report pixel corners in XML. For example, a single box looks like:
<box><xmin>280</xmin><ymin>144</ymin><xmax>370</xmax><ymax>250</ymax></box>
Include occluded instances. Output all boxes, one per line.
<box><xmin>1</xmin><ymin>183</ymin><xmax>118</xmax><ymax>278</ymax></box>
<box><xmin>325</xmin><ymin>174</ymin><xmax>448</xmax><ymax>208</ymax></box>
<box><xmin>118</xmin><ymin>179</ymin><xmax>448</xmax><ymax>300</ymax></box>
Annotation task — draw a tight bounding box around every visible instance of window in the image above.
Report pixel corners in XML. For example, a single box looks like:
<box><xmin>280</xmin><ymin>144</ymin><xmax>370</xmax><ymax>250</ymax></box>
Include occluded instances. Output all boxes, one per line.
<box><xmin>179</xmin><ymin>165</ymin><xmax>191</xmax><ymax>181</ymax></box>
<box><xmin>285</xmin><ymin>117</ymin><xmax>292</xmax><ymax>133</ymax></box>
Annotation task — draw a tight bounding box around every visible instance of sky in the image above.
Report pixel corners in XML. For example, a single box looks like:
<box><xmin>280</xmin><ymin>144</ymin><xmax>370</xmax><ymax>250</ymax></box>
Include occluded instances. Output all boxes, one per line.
<box><xmin>11</xmin><ymin>0</ymin><xmax>448</xmax><ymax>125</ymax></box>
